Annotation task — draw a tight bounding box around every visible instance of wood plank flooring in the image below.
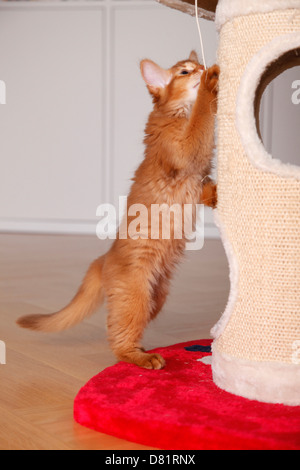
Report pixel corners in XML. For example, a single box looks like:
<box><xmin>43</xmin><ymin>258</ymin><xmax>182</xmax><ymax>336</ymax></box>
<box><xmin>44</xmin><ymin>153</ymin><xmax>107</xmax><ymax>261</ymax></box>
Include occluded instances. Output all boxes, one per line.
<box><xmin>0</xmin><ymin>234</ymin><xmax>229</xmax><ymax>450</ymax></box>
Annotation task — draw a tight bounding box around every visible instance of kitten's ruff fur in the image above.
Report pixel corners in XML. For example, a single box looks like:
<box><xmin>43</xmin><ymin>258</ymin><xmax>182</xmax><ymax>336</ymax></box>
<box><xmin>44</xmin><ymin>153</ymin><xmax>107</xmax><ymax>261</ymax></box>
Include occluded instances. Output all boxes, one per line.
<box><xmin>18</xmin><ymin>52</ymin><xmax>219</xmax><ymax>370</ymax></box>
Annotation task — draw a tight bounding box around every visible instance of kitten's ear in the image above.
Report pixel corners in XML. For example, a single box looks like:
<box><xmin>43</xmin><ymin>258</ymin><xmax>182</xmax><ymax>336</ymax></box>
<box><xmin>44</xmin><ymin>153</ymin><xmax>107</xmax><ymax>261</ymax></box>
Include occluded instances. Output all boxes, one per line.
<box><xmin>140</xmin><ymin>60</ymin><xmax>171</xmax><ymax>95</ymax></box>
<box><xmin>189</xmin><ymin>50</ymin><xmax>199</xmax><ymax>63</ymax></box>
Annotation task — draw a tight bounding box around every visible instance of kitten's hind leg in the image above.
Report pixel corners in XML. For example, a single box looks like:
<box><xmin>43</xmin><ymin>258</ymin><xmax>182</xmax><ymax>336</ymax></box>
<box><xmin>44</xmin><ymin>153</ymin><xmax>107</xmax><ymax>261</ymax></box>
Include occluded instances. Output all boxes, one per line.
<box><xmin>106</xmin><ymin>276</ymin><xmax>165</xmax><ymax>370</ymax></box>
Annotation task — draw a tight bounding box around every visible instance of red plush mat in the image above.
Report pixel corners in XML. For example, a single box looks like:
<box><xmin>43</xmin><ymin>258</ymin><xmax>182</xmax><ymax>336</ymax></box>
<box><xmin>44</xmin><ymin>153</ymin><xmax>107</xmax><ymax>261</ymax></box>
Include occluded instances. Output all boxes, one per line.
<box><xmin>74</xmin><ymin>340</ymin><xmax>300</xmax><ymax>450</ymax></box>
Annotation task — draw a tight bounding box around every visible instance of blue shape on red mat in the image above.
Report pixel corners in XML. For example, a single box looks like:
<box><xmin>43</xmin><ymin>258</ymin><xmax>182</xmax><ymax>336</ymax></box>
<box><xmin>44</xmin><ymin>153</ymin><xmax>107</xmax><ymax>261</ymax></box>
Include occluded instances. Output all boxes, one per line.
<box><xmin>185</xmin><ymin>345</ymin><xmax>212</xmax><ymax>353</ymax></box>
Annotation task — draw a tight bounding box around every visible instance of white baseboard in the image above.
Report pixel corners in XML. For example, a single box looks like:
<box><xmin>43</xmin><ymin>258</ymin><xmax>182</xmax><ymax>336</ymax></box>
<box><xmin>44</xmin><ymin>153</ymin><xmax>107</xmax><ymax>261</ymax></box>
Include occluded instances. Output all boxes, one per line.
<box><xmin>0</xmin><ymin>218</ymin><xmax>98</xmax><ymax>235</ymax></box>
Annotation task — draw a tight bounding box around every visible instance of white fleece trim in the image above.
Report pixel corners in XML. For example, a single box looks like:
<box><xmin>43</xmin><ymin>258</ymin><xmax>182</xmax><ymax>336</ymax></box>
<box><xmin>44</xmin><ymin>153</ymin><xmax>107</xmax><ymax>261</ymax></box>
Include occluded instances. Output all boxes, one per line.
<box><xmin>216</xmin><ymin>0</ymin><xmax>300</xmax><ymax>30</ymax></box>
<box><xmin>212</xmin><ymin>345</ymin><xmax>300</xmax><ymax>406</ymax></box>
<box><xmin>211</xmin><ymin>210</ymin><xmax>239</xmax><ymax>339</ymax></box>
<box><xmin>236</xmin><ymin>32</ymin><xmax>300</xmax><ymax>181</ymax></box>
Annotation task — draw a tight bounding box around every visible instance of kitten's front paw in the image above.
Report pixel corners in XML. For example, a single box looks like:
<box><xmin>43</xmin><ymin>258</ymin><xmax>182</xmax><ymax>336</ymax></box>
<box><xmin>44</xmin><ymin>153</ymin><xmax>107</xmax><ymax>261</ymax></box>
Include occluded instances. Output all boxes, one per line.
<box><xmin>118</xmin><ymin>349</ymin><xmax>166</xmax><ymax>370</ymax></box>
<box><xmin>202</xmin><ymin>65</ymin><xmax>220</xmax><ymax>95</ymax></box>
<box><xmin>138</xmin><ymin>353</ymin><xmax>166</xmax><ymax>370</ymax></box>
<box><xmin>210</xmin><ymin>184</ymin><xmax>218</xmax><ymax>209</ymax></box>
<box><xmin>200</xmin><ymin>181</ymin><xmax>218</xmax><ymax>209</ymax></box>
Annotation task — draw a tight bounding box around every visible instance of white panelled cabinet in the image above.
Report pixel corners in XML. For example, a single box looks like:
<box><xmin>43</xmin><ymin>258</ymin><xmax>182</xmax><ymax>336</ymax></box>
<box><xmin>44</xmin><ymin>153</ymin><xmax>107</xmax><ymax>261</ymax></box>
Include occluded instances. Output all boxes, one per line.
<box><xmin>0</xmin><ymin>0</ymin><xmax>218</xmax><ymax>236</ymax></box>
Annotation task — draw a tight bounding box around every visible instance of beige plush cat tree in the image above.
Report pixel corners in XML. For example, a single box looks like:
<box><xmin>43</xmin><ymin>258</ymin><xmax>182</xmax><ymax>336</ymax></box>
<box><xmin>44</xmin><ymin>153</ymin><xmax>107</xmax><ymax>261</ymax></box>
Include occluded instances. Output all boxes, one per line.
<box><xmin>157</xmin><ymin>0</ymin><xmax>300</xmax><ymax>406</ymax></box>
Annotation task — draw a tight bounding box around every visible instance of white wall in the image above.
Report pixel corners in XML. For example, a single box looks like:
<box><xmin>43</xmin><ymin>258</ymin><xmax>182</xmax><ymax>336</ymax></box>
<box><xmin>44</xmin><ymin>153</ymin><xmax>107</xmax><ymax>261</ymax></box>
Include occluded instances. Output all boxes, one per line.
<box><xmin>0</xmin><ymin>2</ymin><xmax>105</xmax><ymax>234</ymax></box>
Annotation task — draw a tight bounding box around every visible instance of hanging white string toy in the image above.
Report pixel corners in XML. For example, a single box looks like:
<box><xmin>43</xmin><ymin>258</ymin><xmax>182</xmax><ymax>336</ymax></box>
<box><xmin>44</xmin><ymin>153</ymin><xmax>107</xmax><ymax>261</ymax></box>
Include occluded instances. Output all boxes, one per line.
<box><xmin>195</xmin><ymin>0</ymin><xmax>207</xmax><ymax>70</ymax></box>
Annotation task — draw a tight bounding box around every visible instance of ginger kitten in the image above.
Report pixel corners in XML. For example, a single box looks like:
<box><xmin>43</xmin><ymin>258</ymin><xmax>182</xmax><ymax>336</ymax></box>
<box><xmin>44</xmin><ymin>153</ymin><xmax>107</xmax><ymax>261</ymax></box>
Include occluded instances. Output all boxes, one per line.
<box><xmin>18</xmin><ymin>51</ymin><xmax>219</xmax><ymax>370</ymax></box>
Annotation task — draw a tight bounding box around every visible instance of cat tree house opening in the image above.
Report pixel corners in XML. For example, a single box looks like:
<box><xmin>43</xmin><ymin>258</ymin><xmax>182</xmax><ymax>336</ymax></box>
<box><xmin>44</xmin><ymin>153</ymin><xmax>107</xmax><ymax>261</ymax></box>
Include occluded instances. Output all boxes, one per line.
<box><xmin>157</xmin><ymin>0</ymin><xmax>300</xmax><ymax>406</ymax></box>
<box><xmin>255</xmin><ymin>48</ymin><xmax>300</xmax><ymax>159</ymax></box>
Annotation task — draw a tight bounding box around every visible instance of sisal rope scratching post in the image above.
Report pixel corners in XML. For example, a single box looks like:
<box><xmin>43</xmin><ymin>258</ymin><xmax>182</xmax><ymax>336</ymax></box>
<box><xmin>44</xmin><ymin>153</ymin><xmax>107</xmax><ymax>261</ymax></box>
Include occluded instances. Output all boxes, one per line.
<box><xmin>156</xmin><ymin>0</ymin><xmax>300</xmax><ymax>406</ymax></box>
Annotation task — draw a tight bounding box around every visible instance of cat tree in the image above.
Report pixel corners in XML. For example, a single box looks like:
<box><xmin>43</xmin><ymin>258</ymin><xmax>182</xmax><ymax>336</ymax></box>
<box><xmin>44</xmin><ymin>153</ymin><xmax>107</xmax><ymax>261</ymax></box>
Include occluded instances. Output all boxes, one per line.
<box><xmin>157</xmin><ymin>0</ymin><xmax>300</xmax><ymax>405</ymax></box>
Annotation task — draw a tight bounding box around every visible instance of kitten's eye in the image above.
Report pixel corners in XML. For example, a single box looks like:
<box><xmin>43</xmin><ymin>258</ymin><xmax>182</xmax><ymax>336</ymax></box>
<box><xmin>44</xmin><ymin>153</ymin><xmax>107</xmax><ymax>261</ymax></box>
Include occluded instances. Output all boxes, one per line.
<box><xmin>180</xmin><ymin>70</ymin><xmax>189</xmax><ymax>75</ymax></box>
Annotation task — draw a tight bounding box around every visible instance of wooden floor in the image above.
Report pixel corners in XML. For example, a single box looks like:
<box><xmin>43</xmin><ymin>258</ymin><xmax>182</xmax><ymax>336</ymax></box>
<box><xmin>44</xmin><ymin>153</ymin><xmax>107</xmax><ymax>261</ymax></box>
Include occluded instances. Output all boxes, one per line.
<box><xmin>0</xmin><ymin>233</ymin><xmax>229</xmax><ymax>450</ymax></box>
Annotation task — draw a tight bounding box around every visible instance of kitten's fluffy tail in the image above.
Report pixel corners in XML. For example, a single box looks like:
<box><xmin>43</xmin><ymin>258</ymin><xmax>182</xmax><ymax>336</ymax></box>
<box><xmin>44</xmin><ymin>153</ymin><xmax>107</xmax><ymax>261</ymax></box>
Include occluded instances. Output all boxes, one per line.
<box><xmin>17</xmin><ymin>256</ymin><xmax>105</xmax><ymax>332</ymax></box>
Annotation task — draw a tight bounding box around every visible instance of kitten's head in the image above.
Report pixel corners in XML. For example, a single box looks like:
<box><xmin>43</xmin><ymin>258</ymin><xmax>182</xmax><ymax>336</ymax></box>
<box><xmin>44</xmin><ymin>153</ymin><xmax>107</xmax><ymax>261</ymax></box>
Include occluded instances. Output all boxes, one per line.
<box><xmin>140</xmin><ymin>51</ymin><xmax>204</xmax><ymax>115</ymax></box>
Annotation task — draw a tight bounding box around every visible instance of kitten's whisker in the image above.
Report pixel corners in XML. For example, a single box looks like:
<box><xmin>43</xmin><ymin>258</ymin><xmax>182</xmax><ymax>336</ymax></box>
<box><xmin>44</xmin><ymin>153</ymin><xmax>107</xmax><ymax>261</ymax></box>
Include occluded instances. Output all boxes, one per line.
<box><xmin>201</xmin><ymin>197</ymin><xmax>215</xmax><ymax>203</ymax></box>
<box><xmin>201</xmin><ymin>175</ymin><xmax>210</xmax><ymax>184</ymax></box>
